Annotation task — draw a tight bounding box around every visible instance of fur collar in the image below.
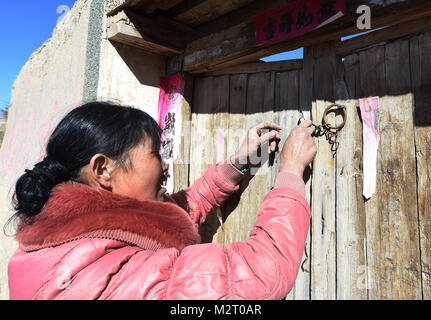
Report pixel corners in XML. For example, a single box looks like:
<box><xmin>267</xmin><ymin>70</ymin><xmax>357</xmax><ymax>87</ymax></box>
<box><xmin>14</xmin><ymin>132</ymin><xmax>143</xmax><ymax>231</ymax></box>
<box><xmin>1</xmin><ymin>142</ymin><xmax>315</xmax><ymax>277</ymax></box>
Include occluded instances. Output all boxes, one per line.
<box><xmin>16</xmin><ymin>182</ymin><xmax>201</xmax><ymax>252</ymax></box>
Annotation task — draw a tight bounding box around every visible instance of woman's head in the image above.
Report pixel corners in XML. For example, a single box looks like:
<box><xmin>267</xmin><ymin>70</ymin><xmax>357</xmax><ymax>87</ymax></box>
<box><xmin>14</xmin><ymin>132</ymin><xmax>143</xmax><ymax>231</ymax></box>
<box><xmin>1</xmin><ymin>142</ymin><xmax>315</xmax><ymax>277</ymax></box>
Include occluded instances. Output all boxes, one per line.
<box><xmin>13</xmin><ymin>101</ymin><xmax>168</xmax><ymax>223</ymax></box>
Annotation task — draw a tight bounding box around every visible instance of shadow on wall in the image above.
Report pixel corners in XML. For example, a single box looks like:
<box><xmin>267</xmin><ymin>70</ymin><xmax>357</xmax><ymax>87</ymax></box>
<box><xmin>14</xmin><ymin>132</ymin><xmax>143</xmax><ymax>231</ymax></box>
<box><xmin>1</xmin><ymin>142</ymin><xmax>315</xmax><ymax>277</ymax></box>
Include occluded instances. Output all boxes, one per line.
<box><xmin>343</xmin><ymin>42</ymin><xmax>431</xmax><ymax>128</ymax></box>
<box><xmin>191</xmin><ymin>34</ymin><xmax>431</xmax><ymax>244</ymax></box>
<box><xmin>189</xmin><ymin>33</ymin><xmax>431</xmax><ymax>129</ymax></box>
<box><xmin>110</xmin><ymin>41</ymin><xmax>167</xmax><ymax>89</ymax></box>
<box><xmin>313</xmin><ymin>35</ymin><xmax>431</xmax><ymax>128</ymax></box>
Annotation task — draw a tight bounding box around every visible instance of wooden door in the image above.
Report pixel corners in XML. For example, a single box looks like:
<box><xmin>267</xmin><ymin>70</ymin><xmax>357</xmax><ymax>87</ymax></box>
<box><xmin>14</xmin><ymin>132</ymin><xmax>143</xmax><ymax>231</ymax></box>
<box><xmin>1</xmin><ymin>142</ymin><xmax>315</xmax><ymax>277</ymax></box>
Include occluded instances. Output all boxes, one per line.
<box><xmin>309</xmin><ymin>33</ymin><xmax>430</xmax><ymax>300</ymax></box>
<box><xmin>189</xmin><ymin>60</ymin><xmax>312</xmax><ymax>300</ymax></box>
<box><xmin>186</xmin><ymin>32</ymin><xmax>431</xmax><ymax>300</ymax></box>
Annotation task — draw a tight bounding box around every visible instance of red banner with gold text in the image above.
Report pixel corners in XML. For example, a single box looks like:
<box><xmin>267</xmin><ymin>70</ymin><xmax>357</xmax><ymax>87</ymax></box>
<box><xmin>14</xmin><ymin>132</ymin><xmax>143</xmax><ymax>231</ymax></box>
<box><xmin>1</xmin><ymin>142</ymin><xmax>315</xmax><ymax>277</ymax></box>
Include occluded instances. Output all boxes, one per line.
<box><xmin>253</xmin><ymin>0</ymin><xmax>346</xmax><ymax>46</ymax></box>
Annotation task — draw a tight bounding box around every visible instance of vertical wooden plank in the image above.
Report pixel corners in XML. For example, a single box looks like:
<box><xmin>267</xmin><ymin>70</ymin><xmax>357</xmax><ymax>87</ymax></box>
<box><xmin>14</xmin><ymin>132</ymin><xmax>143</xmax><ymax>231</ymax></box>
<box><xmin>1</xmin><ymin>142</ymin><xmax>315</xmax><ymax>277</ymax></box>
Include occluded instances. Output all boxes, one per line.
<box><xmin>335</xmin><ymin>53</ymin><xmax>367</xmax><ymax>299</ymax></box>
<box><xmin>382</xmin><ymin>39</ymin><xmax>422</xmax><ymax>299</ymax></box>
<box><xmin>278</xmin><ymin>70</ymin><xmax>293</xmax><ymax>300</ymax></box>
<box><xmin>276</xmin><ymin>70</ymin><xmax>299</xmax><ymax>170</ymax></box>
<box><xmin>282</xmin><ymin>69</ymin><xmax>304</xmax><ymax>300</ymax></box>
<box><xmin>202</xmin><ymin>75</ymin><xmax>230</xmax><ymax>244</ymax></box>
<box><xmin>286</xmin><ymin>66</ymin><xmax>311</xmax><ymax>301</ymax></box>
<box><xmin>220</xmin><ymin>74</ymin><xmax>248</xmax><ymax>245</ymax></box>
<box><xmin>190</xmin><ymin>76</ymin><xmax>210</xmax><ymax>182</ymax></box>
<box><xmin>358</xmin><ymin>45</ymin><xmax>386</xmax><ymax>299</ymax></box>
<box><xmin>208</xmin><ymin>75</ymin><xmax>231</xmax><ymax>245</ymax></box>
<box><xmin>274</xmin><ymin>72</ymin><xmax>289</xmax><ymax>173</ymax></box>
<box><xmin>361</xmin><ymin>40</ymin><xmax>422</xmax><ymax>299</ymax></box>
<box><xmin>190</xmin><ymin>76</ymin><xmax>218</xmax><ymax>243</ymax></box>
<box><xmin>239</xmin><ymin>72</ymin><xmax>273</xmax><ymax>243</ymax></box>
<box><xmin>410</xmin><ymin>32</ymin><xmax>431</xmax><ymax>300</ymax></box>
<box><xmin>289</xmin><ymin>48</ymin><xmax>314</xmax><ymax>301</ymax></box>
<box><xmin>189</xmin><ymin>76</ymin><xmax>206</xmax><ymax>186</ymax></box>
<box><xmin>174</xmin><ymin>73</ymin><xmax>193</xmax><ymax>193</ymax></box>
<box><xmin>271</xmin><ymin>72</ymin><xmax>281</xmax><ymax>187</ymax></box>
<box><xmin>263</xmin><ymin>71</ymin><xmax>277</xmax><ymax>192</ymax></box>
<box><xmin>310</xmin><ymin>43</ymin><xmax>337</xmax><ymax>300</ymax></box>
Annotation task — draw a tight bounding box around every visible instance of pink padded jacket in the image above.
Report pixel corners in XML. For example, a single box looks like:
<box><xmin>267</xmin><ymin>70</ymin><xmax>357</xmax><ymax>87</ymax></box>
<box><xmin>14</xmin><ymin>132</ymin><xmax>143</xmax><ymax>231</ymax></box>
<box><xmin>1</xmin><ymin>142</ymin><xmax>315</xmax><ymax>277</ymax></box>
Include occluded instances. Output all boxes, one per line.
<box><xmin>8</xmin><ymin>161</ymin><xmax>310</xmax><ymax>300</ymax></box>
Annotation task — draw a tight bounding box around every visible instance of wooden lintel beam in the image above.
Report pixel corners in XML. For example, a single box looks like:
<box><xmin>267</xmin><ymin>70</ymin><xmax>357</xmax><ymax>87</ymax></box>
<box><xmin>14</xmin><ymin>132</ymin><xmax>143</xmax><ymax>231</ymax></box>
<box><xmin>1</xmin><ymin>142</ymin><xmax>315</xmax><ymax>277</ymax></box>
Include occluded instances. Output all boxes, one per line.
<box><xmin>107</xmin><ymin>9</ymin><xmax>185</xmax><ymax>56</ymax></box>
<box><xmin>184</xmin><ymin>0</ymin><xmax>431</xmax><ymax>74</ymax></box>
<box><xmin>107</xmin><ymin>0</ymin><xmax>183</xmax><ymax>16</ymax></box>
<box><xmin>167</xmin><ymin>0</ymin><xmax>255</xmax><ymax>27</ymax></box>
<box><xmin>201</xmin><ymin>59</ymin><xmax>303</xmax><ymax>76</ymax></box>
<box><xmin>152</xmin><ymin>16</ymin><xmax>198</xmax><ymax>41</ymax></box>
<box><xmin>107</xmin><ymin>0</ymin><xmax>142</xmax><ymax>16</ymax></box>
<box><xmin>144</xmin><ymin>0</ymin><xmax>184</xmax><ymax>14</ymax></box>
<box><xmin>167</xmin><ymin>0</ymin><xmax>209</xmax><ymax>18</ymax></box>
<box><xmin>191</xmin><ymin>0</ymin><xmax>296</xmax><ymax>41</ymax></box>
<box><xmin>335</xmin><ymin>15</ymin><xmax>431</xmax><ymax>57</ymax></box>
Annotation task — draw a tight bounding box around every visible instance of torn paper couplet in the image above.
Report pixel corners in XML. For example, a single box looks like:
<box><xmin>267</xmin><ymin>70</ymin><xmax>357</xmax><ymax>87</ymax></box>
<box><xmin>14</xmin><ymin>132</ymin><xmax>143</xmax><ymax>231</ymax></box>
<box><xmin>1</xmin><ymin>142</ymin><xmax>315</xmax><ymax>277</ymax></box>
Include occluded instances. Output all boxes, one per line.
<box><xmin>158</xmin><ymin>73</ymin><xmax>184</xmax><ymax>194</ymax></box>
<box><xmin>253</xmin><ymin>0</ymin><xmax>346</xmax><ymax>46</ymax></box>
<box><xmin>360</xmin><ymin>97</ymin><xmax>380</xmax><ymax>200</ymax></box>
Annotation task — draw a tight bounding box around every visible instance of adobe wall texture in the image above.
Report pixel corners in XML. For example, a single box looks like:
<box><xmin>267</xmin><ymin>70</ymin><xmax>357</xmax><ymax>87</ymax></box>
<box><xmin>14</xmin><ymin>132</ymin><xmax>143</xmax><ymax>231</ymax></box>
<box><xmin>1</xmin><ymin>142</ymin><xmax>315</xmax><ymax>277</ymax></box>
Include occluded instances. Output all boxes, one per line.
<box><xmin>0</xmin><ymin>109</ymin><xmax>8</xmax><ymax>147</ymax></box>
<box><xmin>0</xmin><ymin>0</ymin><xmax>94</xmax><ymax>299</ymax></box>
<box><xmin>0</xmin><ymin>0</ymin><xmax>165</xmax><ymax>300</ymax></box>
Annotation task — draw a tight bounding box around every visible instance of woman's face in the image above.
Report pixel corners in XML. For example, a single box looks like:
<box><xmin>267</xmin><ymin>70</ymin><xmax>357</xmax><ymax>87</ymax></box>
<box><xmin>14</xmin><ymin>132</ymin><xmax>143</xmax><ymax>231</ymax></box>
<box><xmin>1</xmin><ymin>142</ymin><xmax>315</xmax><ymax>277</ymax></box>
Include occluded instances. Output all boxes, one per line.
<box><xmin>110</xmin><ymin>138</ymin><xmax>169</xmax><ymax>202</ymax></box>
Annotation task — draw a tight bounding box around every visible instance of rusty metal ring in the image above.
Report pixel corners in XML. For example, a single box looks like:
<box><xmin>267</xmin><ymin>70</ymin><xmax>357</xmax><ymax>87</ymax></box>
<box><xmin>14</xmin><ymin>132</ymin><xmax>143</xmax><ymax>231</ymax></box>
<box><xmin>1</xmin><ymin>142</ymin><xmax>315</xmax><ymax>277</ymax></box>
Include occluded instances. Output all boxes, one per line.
<box><xmin>322</xmin><ymin>104</ymin><xmax>347</xmax><ymax>131</ymax></box>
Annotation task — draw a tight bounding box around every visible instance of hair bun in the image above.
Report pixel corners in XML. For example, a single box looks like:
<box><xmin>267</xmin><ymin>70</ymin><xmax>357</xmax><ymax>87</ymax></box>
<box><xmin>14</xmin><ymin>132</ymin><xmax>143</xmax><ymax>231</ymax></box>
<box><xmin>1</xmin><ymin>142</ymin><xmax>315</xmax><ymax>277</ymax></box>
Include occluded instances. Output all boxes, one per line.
<box><xmin>14</xmin><ymin>157</ymin><xmax>70</xmax><ymax>219</ymax></box>
<box><xmin>33</xmin><ymin>156</ymin><xmax>70</xmax><ymax>185</ymax></box>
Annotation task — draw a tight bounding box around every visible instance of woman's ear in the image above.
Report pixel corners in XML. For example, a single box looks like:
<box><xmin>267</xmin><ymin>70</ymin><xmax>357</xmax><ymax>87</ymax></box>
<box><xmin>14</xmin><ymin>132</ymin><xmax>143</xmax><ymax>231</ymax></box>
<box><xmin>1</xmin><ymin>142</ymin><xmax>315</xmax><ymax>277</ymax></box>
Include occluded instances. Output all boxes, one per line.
<box><xmin>89</xmin><ymin>154</ymin><xmax>114</xmax><ymax>190</ymax></box>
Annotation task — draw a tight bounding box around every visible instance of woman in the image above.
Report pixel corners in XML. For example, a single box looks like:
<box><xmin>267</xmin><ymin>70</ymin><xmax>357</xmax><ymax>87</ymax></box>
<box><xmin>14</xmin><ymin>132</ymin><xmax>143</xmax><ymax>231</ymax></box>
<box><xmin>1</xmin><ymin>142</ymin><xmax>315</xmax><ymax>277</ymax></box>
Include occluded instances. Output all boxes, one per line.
<box><xmin>7</xmin><ymin>101</ymin><xmax>317</xmax><ymax>300</ymax></box>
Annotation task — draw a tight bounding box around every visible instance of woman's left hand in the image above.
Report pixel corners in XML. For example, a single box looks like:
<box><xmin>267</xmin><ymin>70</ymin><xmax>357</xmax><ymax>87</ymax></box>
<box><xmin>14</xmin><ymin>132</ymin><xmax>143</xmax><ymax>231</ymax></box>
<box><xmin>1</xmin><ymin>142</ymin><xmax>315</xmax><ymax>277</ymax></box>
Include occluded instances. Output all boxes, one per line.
<box><xmin>231</xmin><ymin>121</ymin><xmax>282</xmax><ymax>169</ymax></box>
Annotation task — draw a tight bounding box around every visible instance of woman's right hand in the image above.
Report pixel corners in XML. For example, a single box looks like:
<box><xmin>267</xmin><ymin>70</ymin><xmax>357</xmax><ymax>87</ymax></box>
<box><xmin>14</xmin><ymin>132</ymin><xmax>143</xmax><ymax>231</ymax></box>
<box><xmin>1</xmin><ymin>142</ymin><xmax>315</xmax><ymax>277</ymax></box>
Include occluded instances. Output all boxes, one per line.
<box><xmin>279</xmin><ymin>120</ymin><xmax>317</xmax><ymax>177</ymax></box>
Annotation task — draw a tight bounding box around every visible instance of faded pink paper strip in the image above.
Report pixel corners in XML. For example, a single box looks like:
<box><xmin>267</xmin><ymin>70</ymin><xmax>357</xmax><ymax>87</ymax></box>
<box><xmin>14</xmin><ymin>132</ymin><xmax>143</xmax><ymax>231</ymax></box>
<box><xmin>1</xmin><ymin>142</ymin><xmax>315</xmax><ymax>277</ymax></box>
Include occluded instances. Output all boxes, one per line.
<box><xmin>158</xmin><ymin>74</ymin><xmax>183</xmax><ymax>131</ymax></box>
<box><xmin>157</xmin><ymin>74</ymin><xmax>184</xmax><ymax>194</ymax></box>
<box><xmin>216</xmin><ymin>128</ymin><xmax>225</xmax><ymax>163</ymax></box>
<box><xmin>360</xmin><ymin>97</ymin><xmax>380</xmax><ymax>200</ymax></box>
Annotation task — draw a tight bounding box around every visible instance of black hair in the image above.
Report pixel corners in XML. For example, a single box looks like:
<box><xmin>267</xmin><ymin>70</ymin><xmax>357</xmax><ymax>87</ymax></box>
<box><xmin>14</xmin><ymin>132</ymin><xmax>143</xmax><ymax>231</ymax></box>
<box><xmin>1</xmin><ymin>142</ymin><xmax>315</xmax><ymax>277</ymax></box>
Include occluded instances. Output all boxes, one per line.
<box><xmin>10</xmin><ymin>101</ymin><xmax>162</xmax><ymax>225</ymax></box>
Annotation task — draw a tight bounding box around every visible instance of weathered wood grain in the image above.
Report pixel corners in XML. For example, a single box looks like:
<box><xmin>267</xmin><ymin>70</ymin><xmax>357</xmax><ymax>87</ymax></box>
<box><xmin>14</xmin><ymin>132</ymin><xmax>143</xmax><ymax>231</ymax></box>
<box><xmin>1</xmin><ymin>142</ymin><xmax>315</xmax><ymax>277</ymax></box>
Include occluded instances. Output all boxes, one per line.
<box><xmin>184</xmin><ymin>0</ymin><xmax>431</xmax><ymax>74</ymax></box>
<box><xmin>358</xmin><ymin>45</ymin><xmax>385</xmax><ymax>300</ymax></box>
<box><xmin>293</xmin><ymin>47</ymin><xmax>314</xmax><ymax>300</ymax></box>
<box><xmin>171</xmin><ymin>0</ymin><xmax>254</xmax><ymax>27</ymax></box>
<box><xmin>202</xmin><ymin>60</ymin><xmax>303</xmax><ymax>77</ymax></box>
<box><xmin>410</xmin><ymin>32</ymin><xmax>431</xmax><ymax>300</ymax></box>
<box><xmin>107</xmin><ymin>10</ymin><xmax>185</xmax><ymax>56</ymax></box>
<box><xmin>216</xmin><ymin>72</ymin><xmax>274</xmax><ymax>245</ymax></box>
<box><xmin>360</xmin><ymin>40</ymin><xmax>422</xmax><ymax>299</ymax></box>
<box><xmin>336</xmin><ymin>15</ymin><xmax>431</xmax><ymax>57</ymax></box>
<box><xmin>173</xmin><ymin>73</ymin><xmax>193</xmax><ymax>193</ymax></box>
<box><xmin>284</xmin><ymin>67</ymin><xmax>311</xmax><ymax>300</ymax></box>
<box><xmin>196</xmin><ymin>75</ymin><xmax>230</xmax><ymax>243</ymax></box>
<box><xmin>189</xmin><ymin>76</ymin><xmax>219</xmax><ymax>242</ymax></box>
<box><xmin>263</xmin><ymin>71</ymin><xmax>277</xmax><ymax>191</ymax></box>
<box><xmin>335</xmin><ymin>53</ymin><xmax>367</xmax><ymax>299</ymax></box>
<box><xmin>207</xmin><ymin>75</ymin><xmax>230</xmax><ymax>244</ymax></box>
<box><xmin>310</xmin><ymin>42</ymin><xmax>337</xmax><ymax>300</ymax></box>
<box><xmin>273</xmin><ymin>70</ymin><xmax>301</xmax><ymax>196</ymax></box>
<box><xmin>217</xmin><ymin>73</ymin><xmax>249</xmax><ymax>245</ymax></box>
<box><xmin>185</xmin><ymin>29</ymin><xmax>431</xmax><ymax>301</ymax></box>
<box><xmin>240</xmin><ymin>72</ymin><xmax>273</xmax><ymax>242</ymax></box>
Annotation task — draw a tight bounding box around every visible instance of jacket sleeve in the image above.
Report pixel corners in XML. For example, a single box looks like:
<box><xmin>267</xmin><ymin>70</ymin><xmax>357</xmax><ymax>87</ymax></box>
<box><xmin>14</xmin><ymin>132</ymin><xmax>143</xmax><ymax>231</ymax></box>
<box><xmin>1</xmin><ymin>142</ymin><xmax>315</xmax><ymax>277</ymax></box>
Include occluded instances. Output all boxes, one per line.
<box><xmin>165</xmin><ymin>181</ymin><xmax>311</xmax><ymax>300</ymax></box>
<box><xmin>169</xmin><ymin>160</ymin><xmax>244</xmax><ymax>224</ymax></box>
